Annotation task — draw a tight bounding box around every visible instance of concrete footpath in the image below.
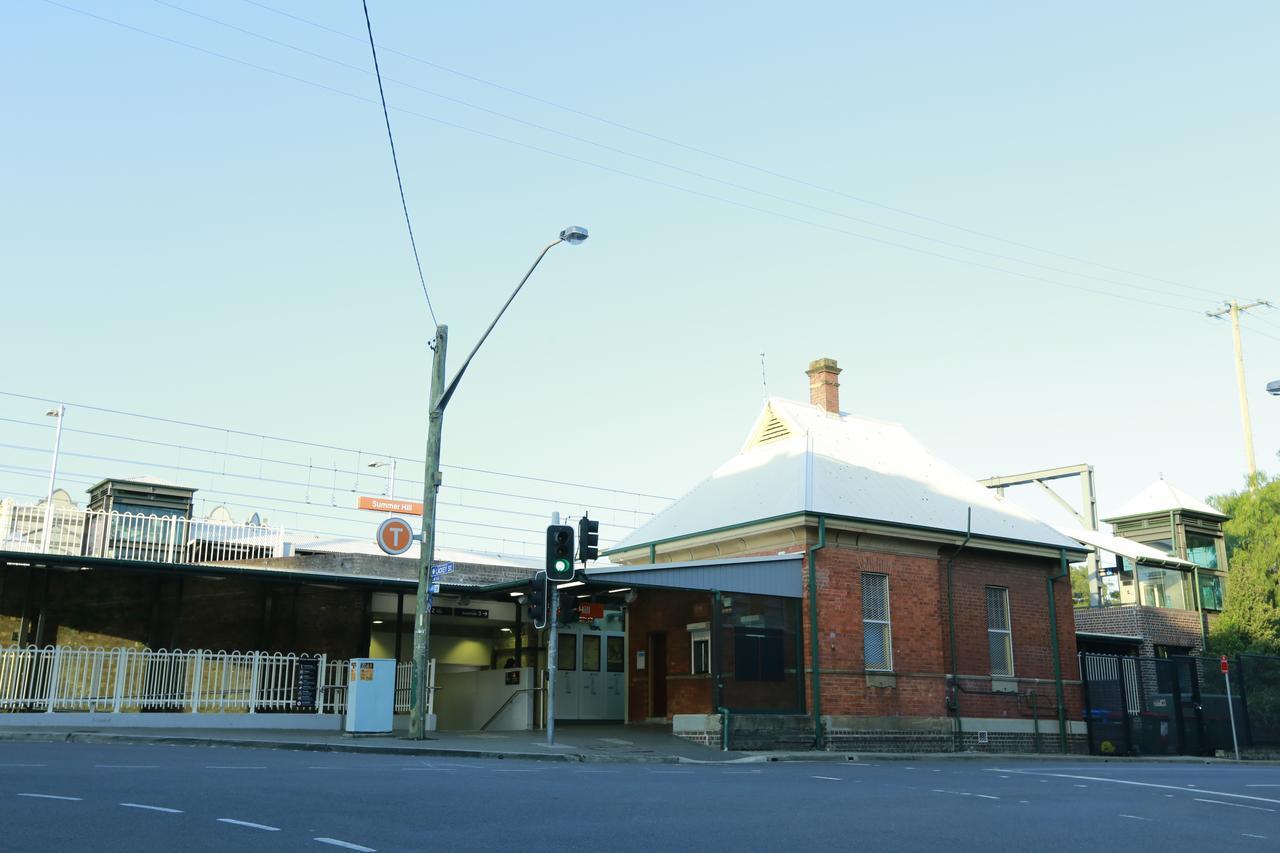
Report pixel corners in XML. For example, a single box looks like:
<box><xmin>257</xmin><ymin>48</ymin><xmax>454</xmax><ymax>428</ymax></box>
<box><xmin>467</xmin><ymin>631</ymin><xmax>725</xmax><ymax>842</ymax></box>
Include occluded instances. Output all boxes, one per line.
<box><xmin>0</xmin><ymin>722</ymin><xmax>1265</xmax><ymax>765</ymax></box>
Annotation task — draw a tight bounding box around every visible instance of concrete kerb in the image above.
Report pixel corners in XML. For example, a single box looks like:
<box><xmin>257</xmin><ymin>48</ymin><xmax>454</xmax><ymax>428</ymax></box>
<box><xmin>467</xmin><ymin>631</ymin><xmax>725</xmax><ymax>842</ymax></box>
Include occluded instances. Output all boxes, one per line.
<box><xmin>0</xmin><ymin>730</ymin><xmax>678</xmax><ymax>764</ymax></box>
<box><xmin>3</xmin><ymin>730</ymin><xmax>1273</xmax><ymax>766</ymax></box>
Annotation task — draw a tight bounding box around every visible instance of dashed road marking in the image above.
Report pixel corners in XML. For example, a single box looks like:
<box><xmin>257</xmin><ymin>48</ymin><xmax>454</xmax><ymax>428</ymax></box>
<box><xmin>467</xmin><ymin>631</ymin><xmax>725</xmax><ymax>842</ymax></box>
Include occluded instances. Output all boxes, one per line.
<box><xmin>17</xmin><ymin>793</ymin><xmax>81</xmax><ymax>801</ymax></box>
<box><xmin>650</xmin><ymin>770</ymin><xmax>694</xmax><ymax>775</ymax></box>
<box><xmin>315</xmin><ymin>838</ymin><xmax>376</xmax><ymax>852</ymax></box>
<box><xmin>575</xmin><ymin>769</ymin><xmax>620</xmax><ymax>774</ymax></box>
<box><xmin>1194</xmin><ymin>798</ymin><xmax>1275</xmax><ymax>813</ymax></box>
<box><xmin>207</xmin><ymin>765</ymin><xmax>267</xmax><ymax>770</ymax></box>
<box><xmin>217</xmin><ymin>818</ymin><xmax>280</xmax><ymax>831</ymax></box>
<box><xmin>0</xmin><ymin>763</ymin><xmax>45</xmax><ymax>767</ymax></box>
<box><xmin>989</xmin><ymin>770</ymin><xmax>1280</xmax><ymax>807</ymax></box>
<box><xmin>932</xmin><ymin>789</ymin><xmax>999</xmax><ymax>800</ymax></box>
<box><xmin>1119</xmin><ymin>815</ymin><xmax>1151</xmax><ymax>821</ymax></box>
<box><xmin>1247</xmin><ymin>785</ymin><xmax>1280</xmax><ymax>788</ymax></box>
<box><xmin>811</xmin><ymin>776</ymin><xmax>842</xmax><ymax>781</ymax></box>
<box><xmin>1073</xmin><ymin>784</ymin><xmax>1088</xmax><ymax>788</ymax></box>
<box><xmin>1243</xmin><ymin>834</ymin><xmax>1268</xmax><ymax>839</ymax></box>
<box><xmin>121</xmin><ymin>803</ymin><xmax>183</xmax><ymax>814</ymax></box>
<box><xmin>96</xmin><ymin>764</ymin><xmax>159</xmax><ymax>769</ymax></box>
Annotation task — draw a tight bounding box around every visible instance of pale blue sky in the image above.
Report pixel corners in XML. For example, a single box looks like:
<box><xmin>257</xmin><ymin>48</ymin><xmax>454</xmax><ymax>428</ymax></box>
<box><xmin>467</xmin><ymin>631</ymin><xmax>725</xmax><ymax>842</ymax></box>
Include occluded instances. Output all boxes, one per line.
<box><xmin>2</xmin><ymin>1</ymin><xmax>1278</xmax><ymax>548</ymax></box>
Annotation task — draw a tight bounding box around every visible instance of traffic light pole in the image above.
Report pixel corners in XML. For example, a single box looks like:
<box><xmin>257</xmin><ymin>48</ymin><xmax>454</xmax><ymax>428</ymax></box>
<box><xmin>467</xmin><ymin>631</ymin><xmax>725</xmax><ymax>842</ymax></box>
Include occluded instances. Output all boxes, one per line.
<box><xmin>409</xmin><ymin>324</ymin><xmax>448</xmax><ymax>740</ymax></box>
<box><xmin>546</xmin><ymin>512</ymin><xmax>560</xmax><ymax>746</ymax></box>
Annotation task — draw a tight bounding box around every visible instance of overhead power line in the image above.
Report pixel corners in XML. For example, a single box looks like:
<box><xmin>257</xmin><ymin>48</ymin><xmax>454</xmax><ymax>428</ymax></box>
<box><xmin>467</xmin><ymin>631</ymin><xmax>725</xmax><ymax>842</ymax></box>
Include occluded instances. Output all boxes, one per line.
<box><xmin>236</xmin><ymin>0</ymin><xmax>1226</xmax><ymax>301</ymax></box>
<box><xmin>40</xmin><ymin>1</ymin><xmax>1236</xmax><ymax>318</ymax></box>
<box><xmin>145</xmin><ymin>0</ymin><xmax>1216</xmax><ymax>307</ymax></box>
<box><xmin>358</xmin><ymin>0</ymin><xmax>436</xmax><ymax>324</ymax></box>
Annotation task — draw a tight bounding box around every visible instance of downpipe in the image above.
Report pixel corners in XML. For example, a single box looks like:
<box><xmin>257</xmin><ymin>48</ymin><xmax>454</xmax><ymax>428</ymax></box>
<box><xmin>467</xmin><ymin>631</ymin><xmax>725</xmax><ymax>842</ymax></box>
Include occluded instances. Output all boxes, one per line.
<box><xmin>945</xmin><ymin>508</ymin><xmax>972</xmax><ymax>752</ymax></box>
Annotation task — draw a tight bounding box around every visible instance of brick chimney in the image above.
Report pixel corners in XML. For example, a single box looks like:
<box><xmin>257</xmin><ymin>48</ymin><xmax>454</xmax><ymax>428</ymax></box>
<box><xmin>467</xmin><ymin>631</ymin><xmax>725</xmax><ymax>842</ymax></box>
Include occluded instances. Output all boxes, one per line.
<box><xmin>805</xmin><ymin>358</ymin><xmax>842</xmax><ymax>414</ymax></box>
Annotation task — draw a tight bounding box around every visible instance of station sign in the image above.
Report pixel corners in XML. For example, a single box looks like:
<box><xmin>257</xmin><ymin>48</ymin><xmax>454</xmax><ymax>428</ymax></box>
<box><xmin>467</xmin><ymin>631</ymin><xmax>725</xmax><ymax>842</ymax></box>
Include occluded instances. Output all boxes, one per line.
<box><xmin>358</xmin><ymin>496</ymin><xmax>424</xmax><ymax>515</ymax></box>
<box><xmin>375</xmin><ymin>517</ymin><xmax>416</xmax><ymax>556</ymax></box>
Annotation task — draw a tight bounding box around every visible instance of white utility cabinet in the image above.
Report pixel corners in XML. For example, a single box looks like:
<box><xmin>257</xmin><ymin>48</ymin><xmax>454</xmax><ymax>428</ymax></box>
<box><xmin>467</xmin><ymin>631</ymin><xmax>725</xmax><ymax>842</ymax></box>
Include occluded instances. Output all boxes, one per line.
<box><xmin>344</xmin><ymin>657</ymin><xmax>395</xmax><ymax>733</ymax></box>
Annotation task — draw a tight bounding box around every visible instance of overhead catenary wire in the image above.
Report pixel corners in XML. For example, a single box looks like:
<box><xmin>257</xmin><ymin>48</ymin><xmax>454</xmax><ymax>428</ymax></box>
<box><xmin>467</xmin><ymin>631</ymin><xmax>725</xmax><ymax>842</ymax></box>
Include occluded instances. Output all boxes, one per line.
<box><xmin>358</xmin><ymin>0</ymin><xmax>436</xmax><ymax>325</ymax></box>
<box><xmin>0</xmin><ymin>390</ymin><xmax>674</xmax><ymax>501</ymax></box>
<box><xmin>236</xmin><ymin>0</ymin><xmax>1229</xmax><ymax>301</ymax></box>
<box><xmin>39</xmin><ymin>1</ymin><xmax>1241</xmax><ymax>318</ymax></box>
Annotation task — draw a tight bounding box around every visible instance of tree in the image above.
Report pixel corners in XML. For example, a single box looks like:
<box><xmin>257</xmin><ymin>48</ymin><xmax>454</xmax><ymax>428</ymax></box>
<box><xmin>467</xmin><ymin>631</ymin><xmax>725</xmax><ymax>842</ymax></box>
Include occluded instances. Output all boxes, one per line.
<box><xmin>1208</xmin><ymin>473</ymin><xmax>1280</xmax><ymax>655</ymax></box>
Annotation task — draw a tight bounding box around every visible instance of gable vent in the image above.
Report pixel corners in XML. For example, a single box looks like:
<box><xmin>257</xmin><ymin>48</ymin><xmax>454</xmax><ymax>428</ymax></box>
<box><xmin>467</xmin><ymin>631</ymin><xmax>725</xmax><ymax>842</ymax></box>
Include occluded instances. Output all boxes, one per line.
<box><xmin>755</xmin><ymin>414</ymin><xmax>792</xmax><ymax>446</ymax></box>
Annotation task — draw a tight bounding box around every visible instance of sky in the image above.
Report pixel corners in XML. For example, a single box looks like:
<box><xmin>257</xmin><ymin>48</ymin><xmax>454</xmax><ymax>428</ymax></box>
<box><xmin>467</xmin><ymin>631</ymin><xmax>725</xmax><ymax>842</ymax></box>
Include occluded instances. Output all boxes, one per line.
<box><xmin>2</xmin><ymin>1</ymin><xmax>1278</xmax><ymax>551</ymax></box>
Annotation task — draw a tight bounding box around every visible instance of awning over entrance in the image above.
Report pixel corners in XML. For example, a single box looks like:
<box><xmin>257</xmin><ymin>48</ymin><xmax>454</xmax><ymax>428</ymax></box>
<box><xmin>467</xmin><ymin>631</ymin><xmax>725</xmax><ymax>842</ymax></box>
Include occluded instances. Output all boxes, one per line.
<box><xmin>585</xmin><ymin>555</ymin><xmax>802</xmax><ymax>598</ymax></box>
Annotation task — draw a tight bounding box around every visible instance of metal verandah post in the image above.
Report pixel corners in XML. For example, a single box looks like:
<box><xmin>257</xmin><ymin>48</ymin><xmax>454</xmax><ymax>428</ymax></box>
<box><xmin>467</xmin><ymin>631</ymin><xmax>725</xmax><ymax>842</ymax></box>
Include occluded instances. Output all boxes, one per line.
<box><xmin>410</xmin><ymin>325</ymin><xmax>448</xmax><ymax>740</ymax></box>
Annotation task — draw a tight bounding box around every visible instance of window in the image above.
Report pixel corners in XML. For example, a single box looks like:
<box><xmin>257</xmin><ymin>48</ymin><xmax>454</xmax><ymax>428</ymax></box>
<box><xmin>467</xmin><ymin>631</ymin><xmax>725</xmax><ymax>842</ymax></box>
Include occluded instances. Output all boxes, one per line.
<box><xmin>733</xmin><ymin>627</ymin><xmax>784</xmax><ymax>681</ymax></box>
<box><xmin>862</xmin><ymin>573</ymin><xmax>892</xmax><ymax>671</ymax></box>
<box><xmin>986</xmin><ymin>587</ymin><xmax>1013</xmax><ymax>677</ymax></box>
<box><xmin>1199</xmin><ymin>574</ymin><xmax>1224</xmax><ymax>611</ymax></box>
<box><xmin>1186</xmin><ymin>534</ymin><xmax>1220</xmax><ymax>570</ymax></box>
<box><xmin>687</xmin><ymin>622</ymin><xmax>711</xmax><ymax>675</ymax></box>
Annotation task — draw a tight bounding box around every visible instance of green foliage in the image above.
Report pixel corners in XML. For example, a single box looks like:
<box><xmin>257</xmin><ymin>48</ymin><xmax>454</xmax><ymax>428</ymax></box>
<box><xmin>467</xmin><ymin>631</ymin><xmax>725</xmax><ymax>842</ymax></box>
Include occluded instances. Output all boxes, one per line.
<box><xmin>1070</xmin><ymin>565</ymin><xmax>1090</xmax><ymax>606</ymax></box>
<box><xmin>1208</xmin><ymin>473</ymin><xmax>1280</xmax><ymax>655</ymax></box>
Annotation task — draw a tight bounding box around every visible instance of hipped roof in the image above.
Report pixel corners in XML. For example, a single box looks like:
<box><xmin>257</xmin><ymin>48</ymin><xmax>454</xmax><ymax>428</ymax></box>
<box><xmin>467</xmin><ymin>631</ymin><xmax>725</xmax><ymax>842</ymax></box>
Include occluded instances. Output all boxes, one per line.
<box><xmin>611</xmin><ymin>398</ymin><xmax>1084</xmax><ymax>554</ymax></box>
<box><xmin>1104</xmin><ymin>479</ymin><xmax>1228</xmax><ymax>521</ymax></box>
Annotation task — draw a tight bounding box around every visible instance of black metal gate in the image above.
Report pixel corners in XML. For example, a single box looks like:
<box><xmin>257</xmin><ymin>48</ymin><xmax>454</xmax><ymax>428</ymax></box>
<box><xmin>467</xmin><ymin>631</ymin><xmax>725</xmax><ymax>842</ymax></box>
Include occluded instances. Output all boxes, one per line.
<box><xmin>1080</xmin><ymin>653</ymin><xmax>1240</xmax><ymax>756</ymax></box>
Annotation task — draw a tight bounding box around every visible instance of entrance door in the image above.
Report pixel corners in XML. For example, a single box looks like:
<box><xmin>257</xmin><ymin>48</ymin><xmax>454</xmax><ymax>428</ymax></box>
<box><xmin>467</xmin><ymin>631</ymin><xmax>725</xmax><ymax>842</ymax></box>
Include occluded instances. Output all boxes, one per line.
<box><xmin>579</xmin><ymin>634</ymin><xmax>604</xmax><ymax>719</ymax></box>
<box><xmin>605</xmin><ymin>635</ymin><xmax>626</xmax><ymax>719</ymax></box>
<box><xmin>555</xmin><ymin>631</ymin><xmax>578</xmax><ymax>721</ymax></box>
<box><xmin>649</xmin><ymin>632</ymin><xmax>667</xmax><ymax>719</ymax></box>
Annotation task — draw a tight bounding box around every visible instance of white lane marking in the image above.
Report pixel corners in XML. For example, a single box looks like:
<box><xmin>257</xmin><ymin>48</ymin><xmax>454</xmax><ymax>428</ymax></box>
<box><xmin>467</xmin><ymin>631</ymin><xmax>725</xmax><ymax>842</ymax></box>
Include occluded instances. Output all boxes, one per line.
<box><xmin>17</xmin><ymin>793</ymin><xmax>82</xmax><ymax>801</ymax></box>
<box><xmin>932</xmin><ymin>789</ymin><xmax>999</xmax><ymax>800</ymax></box>
<box><xmin>217</xmin><ymin>818</ymin><xmax>280</xmax><ymax>831</ymax></box>
<box><xmin>0</xmin><ymin>763</ymin><xmax>45</xmax><ymax>767</ymax></box>
<box><xmin>400</xmin><ymin>767</ymin><xmax>456</xmax><ymax>772</ymax></box>
<box><xmin>1074</xmin><ymin>784</ymin><xmax>1088</xmax><ymax>788</ymax></box>
<box><xmin>650</xmin><ymin>770</ymin><xmax>693</xmax><ymax>775</ymax></box>
<box><xmin>315</xmin><ymin>838</ymin><xmax>376</xmax><ymax>852</ymax></box>
<box><xmin>96</xmin><ymin>765</ymin><xmax>159</xmax><ymax>769</ymax></box>
<box><xmin>207</xmin><ymin>765</ymin><xmax>266</xmax><ymax>770</ymax></box>
<box><xmin>1194</xmin><ymin>798</ymin><xmax>1276</xmax><ymax>813</ymax></box>
<box><xmin>1018</xmin><ymin>800</ymin><xmax>1030</xmax><ymax>804</ymax></box>
<box><xmin>811</xmin><ymin>776</ymin><xmax>842</xmax><ymax>781</ymax></box>
<box><xmin>722</xmin><ymin>769</ymin><xmax>761</xmax><ymax>774</ymax></box>
<box><xmin>491</xmin><ymin>768</ymin><xmax>539</xmax><ymax>773</ymax></box>
<box><xmin>121</xmin><ymin>803</ymin><xmax>183</xmax><ymax>814</ymax></box>
<box><xmin>599</xmin><ymin>738</ymin><xmax>634</xmax><ymax>746</ymax></box>
<box><xmin>1247</xmin><ymin>785</ymin><xmax>1280</xmax><ymax>788</ymax></box>
<box><xmin>998</xmin><ymin>775</ymin><xmax>1011</xmax><ymax>779</ymax></box>
<box><xmin>1119</xmin><ymin>815</ymin><xmax>1151</xmax><ymax>821</ymax></box>
<box><xmin>1243</xmin><ymin>834</ymin><xmax>1268</xmax><ymax>839</ymax></box>
<box><xmin>575</xmin><ymin>770</ymin><xmax>620</xmax><ymax>774</ymax></box>
<box><xmin>988</xmin><ymin>770</ymin><xmax>1280</xmax><ymax>806</ymax></box>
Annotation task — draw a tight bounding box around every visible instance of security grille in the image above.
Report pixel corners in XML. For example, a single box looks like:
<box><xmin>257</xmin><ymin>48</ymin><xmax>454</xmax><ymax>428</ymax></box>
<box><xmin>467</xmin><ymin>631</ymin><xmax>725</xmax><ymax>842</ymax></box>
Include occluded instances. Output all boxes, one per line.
<box><xmin>862</xmin><ymin>573</ymin><xmax>892</xmax><ymax>671</ymax></box>
<box><xmin>986</xmin><ymin>587</ymin><xmax>1013</xmax><ymax>677</ymax></box>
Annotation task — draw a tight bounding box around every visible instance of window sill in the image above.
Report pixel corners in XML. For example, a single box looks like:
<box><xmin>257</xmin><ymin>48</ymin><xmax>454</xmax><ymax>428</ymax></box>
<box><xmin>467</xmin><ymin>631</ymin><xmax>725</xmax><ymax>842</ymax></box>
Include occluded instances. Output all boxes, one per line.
<box><xmin>865</xmin><ymin>673</ymin><xmax>896</xmax><ymax>689</ymax></box>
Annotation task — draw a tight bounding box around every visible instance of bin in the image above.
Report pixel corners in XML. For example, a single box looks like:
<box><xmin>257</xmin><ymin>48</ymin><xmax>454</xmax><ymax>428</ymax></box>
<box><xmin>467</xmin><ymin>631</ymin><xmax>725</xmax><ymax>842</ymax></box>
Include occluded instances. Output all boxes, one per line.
<box><xmin>345</xmin><ymin>658</ymin><xmax>395</xmax><ymax>734</ymax></box>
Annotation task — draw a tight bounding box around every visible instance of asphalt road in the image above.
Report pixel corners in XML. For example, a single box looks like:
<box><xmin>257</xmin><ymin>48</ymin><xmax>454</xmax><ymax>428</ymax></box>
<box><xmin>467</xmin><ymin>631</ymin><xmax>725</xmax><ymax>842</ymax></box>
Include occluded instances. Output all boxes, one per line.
<box><xmin>1</xmin><ymin>742</ymin><xmax>1278</xmax><ymax>852</ymax></box>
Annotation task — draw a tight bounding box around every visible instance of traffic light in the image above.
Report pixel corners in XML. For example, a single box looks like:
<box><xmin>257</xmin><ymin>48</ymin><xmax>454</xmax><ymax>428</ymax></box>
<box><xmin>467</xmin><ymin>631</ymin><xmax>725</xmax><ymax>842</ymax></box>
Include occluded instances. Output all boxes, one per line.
<box><xmin>546</xmin><ymin>525</ymin><xmax>575</xmax><ymax>580</ymax></box>
<box><xmin>528</xmin><ymin>571</ymin><xmax>548</xmax><ymax>629</ymax></box>
<box><xmin>577</xmin><ymin>514</ymin><xmax>600</xmax><ymax>565</ymax></box>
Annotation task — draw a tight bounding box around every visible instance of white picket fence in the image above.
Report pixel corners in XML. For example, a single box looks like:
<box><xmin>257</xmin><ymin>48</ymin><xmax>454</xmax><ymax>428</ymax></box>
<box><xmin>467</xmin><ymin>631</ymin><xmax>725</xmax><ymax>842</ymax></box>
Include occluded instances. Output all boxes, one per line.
<box><xmin>0</xmin><ymin>505</ymin><xmax>285</xmax><ymax>565</ymax></box>
<box><xmin>0</xmin><ymin>646</ymin><xmax>433</xmax><ymax>717</ymax></box>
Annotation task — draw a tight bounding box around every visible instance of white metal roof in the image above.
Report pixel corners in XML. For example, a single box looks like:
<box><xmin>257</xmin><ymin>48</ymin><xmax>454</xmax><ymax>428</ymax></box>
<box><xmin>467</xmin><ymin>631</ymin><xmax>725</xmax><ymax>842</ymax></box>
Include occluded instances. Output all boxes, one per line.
<box><xmin>1053</xmin><ymin>524</ymin><xmax>1198</xmax><ymax>570</ymax></box>
<box><xmin>287</xmin><ymin>535</ymin><xmax>541</xmax><ymax>569</ymax></box>
<box><xmin>611</xmin><ymin>397</ymin><xmax>1084</xmax><ymax>553</ymax></box>
<box><xmin>1105</xmin><ymin>479</ymin><xmax>1228</xmax><ymax>521</ymax></box>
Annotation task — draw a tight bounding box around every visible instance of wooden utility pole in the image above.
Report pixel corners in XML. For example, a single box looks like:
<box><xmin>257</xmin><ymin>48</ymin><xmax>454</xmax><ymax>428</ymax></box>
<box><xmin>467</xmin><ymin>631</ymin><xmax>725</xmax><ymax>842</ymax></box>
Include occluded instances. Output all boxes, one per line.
<box><xmin>1207</xmin><ymin>300</ymin><xmax>1270</xmax><ymax>489</ymax></box>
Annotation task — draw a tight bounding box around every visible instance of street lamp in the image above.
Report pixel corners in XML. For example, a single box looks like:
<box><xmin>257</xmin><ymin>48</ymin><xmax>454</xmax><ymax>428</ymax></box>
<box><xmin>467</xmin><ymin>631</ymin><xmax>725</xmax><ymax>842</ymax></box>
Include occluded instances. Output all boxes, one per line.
<box><xmin>1268</xmin><ymin>379</ymin><xmax>1280</xmax><ymax>396</ymax></box>
<box><xmin>39</xmin><ymin>406</ymin><xmax>65</xmax><ymax>553</ymax></box>
<box><xmin>408</xmin><ymin>226</ymin><xmax>588</xmax><ymax>739</ymax></box>
<box><xmin>368</xmin><ymin>460</ymin><xmax>396</xmax><ymax>500</ymax></box>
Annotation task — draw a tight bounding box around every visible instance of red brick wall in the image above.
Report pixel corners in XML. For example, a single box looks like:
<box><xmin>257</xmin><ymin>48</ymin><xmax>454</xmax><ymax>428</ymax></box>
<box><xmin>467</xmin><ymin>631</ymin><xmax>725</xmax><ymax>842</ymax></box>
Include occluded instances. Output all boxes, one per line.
<box><xmin>626</xmin><ymin>589</ymin><xmax>712</xmax><ymax>721</ymax></box>
<box><xmin>801</xmin><ymin>539</ymin><xmax>1082</xmax><ymax>723</ymax></box>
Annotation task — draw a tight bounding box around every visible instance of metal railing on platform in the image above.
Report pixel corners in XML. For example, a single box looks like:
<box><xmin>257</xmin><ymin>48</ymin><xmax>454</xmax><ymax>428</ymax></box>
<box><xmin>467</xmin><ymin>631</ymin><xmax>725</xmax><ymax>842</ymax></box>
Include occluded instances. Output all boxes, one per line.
<box><xmin>0</xmin><ymin>505</ymin><xmax>285</xmax><ymax>565</ymax></box>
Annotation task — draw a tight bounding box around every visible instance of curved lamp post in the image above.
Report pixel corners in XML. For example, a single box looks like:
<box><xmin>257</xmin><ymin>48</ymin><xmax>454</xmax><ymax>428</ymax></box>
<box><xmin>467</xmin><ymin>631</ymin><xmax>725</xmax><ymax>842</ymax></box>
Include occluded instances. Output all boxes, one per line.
<box><xmin>409</xmin><ymin>226</ymin><xmax>588</xmax><ymax>739</ymax></box>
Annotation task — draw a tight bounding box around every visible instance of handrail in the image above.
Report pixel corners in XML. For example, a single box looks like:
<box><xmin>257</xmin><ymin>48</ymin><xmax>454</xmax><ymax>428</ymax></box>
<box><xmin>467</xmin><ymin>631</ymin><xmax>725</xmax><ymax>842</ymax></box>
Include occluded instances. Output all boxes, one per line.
<box><xmin>479</xmin><ymin>686</ymin><xmax>543</xmax><ymax>731</ymax></box>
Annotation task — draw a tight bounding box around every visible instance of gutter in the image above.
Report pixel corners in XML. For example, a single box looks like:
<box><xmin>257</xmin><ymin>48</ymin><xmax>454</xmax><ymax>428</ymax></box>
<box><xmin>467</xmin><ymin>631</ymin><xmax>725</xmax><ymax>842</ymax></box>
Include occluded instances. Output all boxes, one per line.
<box><xmin>945</xmin><ymin>508</ymin><xmax>973</xmax><ymax>751</ymax></box>
<box><xmin>1048</xmin><ymin>549</ymin><xmax>1070</xmax><ymax>753</ymax></box>
<box><xmin>807</xmin><ymin>515</ymin><xmax>827</xmax><ymax>749</ymax></box>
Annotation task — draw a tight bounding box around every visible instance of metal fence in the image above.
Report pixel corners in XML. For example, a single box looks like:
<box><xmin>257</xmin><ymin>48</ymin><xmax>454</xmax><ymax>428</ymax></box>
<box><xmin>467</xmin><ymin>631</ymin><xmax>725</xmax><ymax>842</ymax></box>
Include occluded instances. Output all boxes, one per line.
<box><xmin>1080</xmin><ymin>652</ymin><xmax>1276</xmax><ymax>756</ymax></box>
<box><xmin>0</xmin><ymin>505</ymin><xmax>285</xmax><ymax>565</ymax></box>
<box><xmin>0</xmin><ymin>646</ymin><xmax>433</xmax><ymax>718</ymax></box>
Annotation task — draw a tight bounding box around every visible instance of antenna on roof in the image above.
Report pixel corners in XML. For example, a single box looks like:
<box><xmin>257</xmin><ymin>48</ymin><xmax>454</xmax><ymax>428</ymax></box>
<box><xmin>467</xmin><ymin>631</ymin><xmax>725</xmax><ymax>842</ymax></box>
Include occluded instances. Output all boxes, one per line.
<box><xmin>760</xmin><ymin>352</ymin><xmax>768</xmax><ymax>400</ymax></box>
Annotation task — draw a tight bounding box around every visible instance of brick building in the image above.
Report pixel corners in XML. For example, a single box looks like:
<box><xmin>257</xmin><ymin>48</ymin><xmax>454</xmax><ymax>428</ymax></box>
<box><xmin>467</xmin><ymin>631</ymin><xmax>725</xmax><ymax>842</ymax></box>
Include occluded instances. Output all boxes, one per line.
<box><xmin>602</xmin><ymin>358</ymin><xmax>1090</xmax><ymax>752</ymax></box>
